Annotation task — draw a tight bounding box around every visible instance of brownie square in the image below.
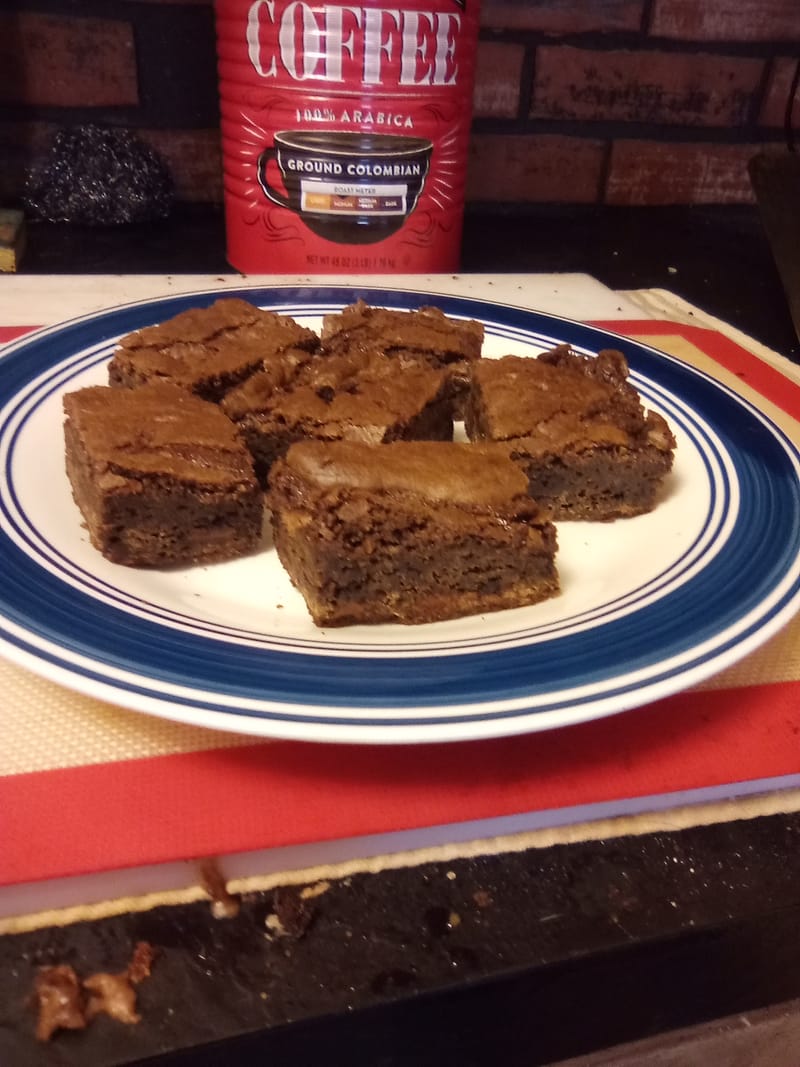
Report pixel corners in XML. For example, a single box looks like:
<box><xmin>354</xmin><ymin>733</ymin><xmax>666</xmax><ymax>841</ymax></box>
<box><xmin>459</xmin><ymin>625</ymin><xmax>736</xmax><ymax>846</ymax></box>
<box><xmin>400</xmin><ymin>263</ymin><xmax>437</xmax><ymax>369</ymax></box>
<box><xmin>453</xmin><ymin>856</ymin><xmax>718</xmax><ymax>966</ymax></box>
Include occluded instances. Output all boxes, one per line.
<box><xmin>221</xmin><ymin>349</ymin><xmax>453</xmax><ymax>487</ymax></box>
<box><xmin>464</xmin><ymin>346</ymin><xmax>676</xmax><ymax>521</ymax></box>
<box><xmin>320</xmin><ymin>300</ymin><xmax>484</xmax><ymax>415</ymax></box>
<box><xmin>268</xmin><ymin>440</ymin><xmax>559</xmax><ymax>627</ymax></box>
<box><xmin>108</xmin><ymin>298</ymin><xmax>319</xmax><ymax>401</ymax></box>
<box><xmin>64</xmin><ymin>383</ymin><xmax>263</xmax><ymax>566</ymax></box>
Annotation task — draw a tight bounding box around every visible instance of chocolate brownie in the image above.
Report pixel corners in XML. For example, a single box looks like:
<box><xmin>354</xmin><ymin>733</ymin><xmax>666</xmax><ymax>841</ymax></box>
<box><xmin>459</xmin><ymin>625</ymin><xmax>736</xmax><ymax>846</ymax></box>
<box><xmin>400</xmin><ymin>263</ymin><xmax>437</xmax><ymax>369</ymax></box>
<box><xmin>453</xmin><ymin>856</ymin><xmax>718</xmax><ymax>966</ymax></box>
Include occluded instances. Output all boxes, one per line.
<box><xmin>222</xmin><ymin>349</ymin><xmax>453</xmax><ymax>487</ymax></box>
<box><xmin>464</xmin><ymin>346</ymin><xmax>676</xmax><ymax>521</ymax></box>
<box><xmin>320</xmin><ymin>300</ymin><xmax>484</xmax><ymax>415</ymax></box>
<box><xmin>64</xmin><ymin>383</ymin><xmax>262</xmax><ymax>566</ymax></box>
<box><xmin>268</xmin><ymin>439</ymin><xmax>559</xmax><ymax>626</ymax></box>
<box><xmin>108</xmin><ymin>298</ymin><xmax>319</xmax><ymax>401</ymax></box>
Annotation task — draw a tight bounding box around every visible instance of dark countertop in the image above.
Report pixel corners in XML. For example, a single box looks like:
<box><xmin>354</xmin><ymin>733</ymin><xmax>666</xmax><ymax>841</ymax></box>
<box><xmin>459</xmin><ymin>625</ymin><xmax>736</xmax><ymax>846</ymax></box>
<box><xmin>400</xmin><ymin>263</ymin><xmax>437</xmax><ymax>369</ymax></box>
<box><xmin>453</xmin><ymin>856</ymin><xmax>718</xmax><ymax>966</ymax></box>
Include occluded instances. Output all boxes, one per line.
<box><xmin>2</xmin><ymin>203</ymin><xmax>800</xmax><ymax>1066</ymax></box>
<box><xmin>4</xmin><ymin>814</ymin><xmax>800</xmax><ymax>1066</ymax></box>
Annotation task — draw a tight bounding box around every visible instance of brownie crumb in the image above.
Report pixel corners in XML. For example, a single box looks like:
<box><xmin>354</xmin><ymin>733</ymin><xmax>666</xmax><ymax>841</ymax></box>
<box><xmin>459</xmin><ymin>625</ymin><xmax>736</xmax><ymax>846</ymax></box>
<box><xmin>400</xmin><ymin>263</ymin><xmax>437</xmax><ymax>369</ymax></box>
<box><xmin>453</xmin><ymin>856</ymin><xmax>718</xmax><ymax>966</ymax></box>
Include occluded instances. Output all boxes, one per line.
<box><xmin>84</xmin><ymin>971</ymin><xmax>141</xmax><ymax>1025</ymax></box>
<box><xmin>33</xmin><ymin>965</ymin><xmax>87</xmax><ymax>1042</ymax></box>
<box><xmin>300</xmin><ymin>880</ymin><xmax>331</xmax><ymax>901</ymax></box>
<box><xmin>31</xmin><ymin>942</ymin><xmax>157</xmax><ymax>1042</ymax></box>
<box><xmin>267</xmin><ymin>886</ymin><xmax>317</xmax><ymax>940</ymax></box>
<box><xmin>128</xmin><ymin>940</ymin><xmax>157</xmax><ymax>985</ymax></box>
<box><xmin>199</xmin><ymin>859</ymin><xmax>241</xmax><ymax>919</ymax></box>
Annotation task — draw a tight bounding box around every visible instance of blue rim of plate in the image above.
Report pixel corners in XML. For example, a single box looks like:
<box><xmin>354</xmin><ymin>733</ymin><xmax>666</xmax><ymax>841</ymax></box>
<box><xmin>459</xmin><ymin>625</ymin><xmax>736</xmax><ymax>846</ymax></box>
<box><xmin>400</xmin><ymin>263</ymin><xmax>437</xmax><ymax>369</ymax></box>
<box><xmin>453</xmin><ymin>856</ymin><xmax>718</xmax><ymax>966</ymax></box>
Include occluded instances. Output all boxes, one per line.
<box><xmin>1</xmin><ymin>284</ymin><xmax>799</xmax><ymax>745</ymax></box>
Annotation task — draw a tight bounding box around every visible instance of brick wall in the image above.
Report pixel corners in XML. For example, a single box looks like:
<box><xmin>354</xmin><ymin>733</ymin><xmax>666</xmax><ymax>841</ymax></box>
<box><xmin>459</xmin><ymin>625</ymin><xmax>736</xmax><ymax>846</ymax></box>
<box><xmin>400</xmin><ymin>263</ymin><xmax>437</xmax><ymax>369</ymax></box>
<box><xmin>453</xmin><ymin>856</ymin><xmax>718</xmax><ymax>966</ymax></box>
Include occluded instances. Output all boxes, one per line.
<box><xmin>1</xmin><ymin>0</ymin><xmax>798</xmax><ymax>210</ymax></box>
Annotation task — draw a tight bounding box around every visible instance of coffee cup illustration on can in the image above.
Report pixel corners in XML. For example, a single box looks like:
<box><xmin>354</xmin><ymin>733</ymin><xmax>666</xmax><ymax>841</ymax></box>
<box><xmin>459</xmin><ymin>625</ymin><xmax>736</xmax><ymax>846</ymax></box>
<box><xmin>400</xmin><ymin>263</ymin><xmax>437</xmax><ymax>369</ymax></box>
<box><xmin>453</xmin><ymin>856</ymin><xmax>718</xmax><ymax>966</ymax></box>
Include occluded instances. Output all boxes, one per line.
<box><xmin>257</xmin><ymin>131</ymin><xmax>433</xmax><ymax>245</ymax></box>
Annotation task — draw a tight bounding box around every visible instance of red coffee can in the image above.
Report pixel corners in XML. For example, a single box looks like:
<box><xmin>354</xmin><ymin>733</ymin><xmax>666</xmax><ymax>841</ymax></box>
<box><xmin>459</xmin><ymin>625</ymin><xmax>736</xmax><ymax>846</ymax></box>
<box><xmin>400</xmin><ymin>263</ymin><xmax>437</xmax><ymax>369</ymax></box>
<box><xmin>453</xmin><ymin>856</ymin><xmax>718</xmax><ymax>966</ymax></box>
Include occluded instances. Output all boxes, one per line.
<box><xmin>214</xmin><ymin>0</ymin><xmax>480</xmax><ymax>274</ymax></box>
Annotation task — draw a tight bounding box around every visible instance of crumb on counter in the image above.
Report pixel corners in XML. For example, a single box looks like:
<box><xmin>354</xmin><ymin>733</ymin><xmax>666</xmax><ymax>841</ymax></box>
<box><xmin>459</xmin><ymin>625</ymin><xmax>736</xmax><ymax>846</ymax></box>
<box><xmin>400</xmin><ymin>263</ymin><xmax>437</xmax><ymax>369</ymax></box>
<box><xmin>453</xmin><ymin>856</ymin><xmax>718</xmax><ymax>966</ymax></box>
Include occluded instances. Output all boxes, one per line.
<box><xmin>32</xmin><ymin>941</ymin><xmax>157</xmax><ymax>1042</ymax></box>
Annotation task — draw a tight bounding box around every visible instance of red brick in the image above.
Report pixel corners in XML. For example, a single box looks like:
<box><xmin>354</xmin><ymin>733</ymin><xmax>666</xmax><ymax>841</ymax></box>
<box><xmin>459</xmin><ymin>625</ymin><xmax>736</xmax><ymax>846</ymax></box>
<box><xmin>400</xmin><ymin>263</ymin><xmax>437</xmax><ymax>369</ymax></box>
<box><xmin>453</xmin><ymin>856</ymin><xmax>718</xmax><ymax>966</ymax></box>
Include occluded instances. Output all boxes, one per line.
<box><xmin>760</xmin><ymin>57</ymin><xmax>800</xmax><ymax>127</ymax></box>
<box><xmin>0</xmin><ymin>14</ymin><xmax>137</xmax><ymax>108</ymax></box>
<box><xmin>141</xmin><ymin>129</ymin><xmax>223</xmax><ymax>202</ymax></box>
<box><xmin>466</xmin><ymin>134</ymin><xmax>605</xmax><ymax>203</ymax></box>
<box><xmin>481</xmin><ymin>0</ymin><xmax>644</xmax><ymax>34</ymax></box>
<box><xmin>531</xmin><ymin>46</ymin><xmax>763</xmax><ymax>127</ymax></box>
<box><xmin>649</xmin><ymin>0</ymin><xmax>800</xmax><ymax>42</ymax></box>
<box><xmin>605</xmin><ymin>140</ymin><xmax>761</xmax><ymax>204</ymax></box>
<box><xmin>473</xmin><ymin>41</ymin><xmax>525</xmax><ymax>119</ymax></box>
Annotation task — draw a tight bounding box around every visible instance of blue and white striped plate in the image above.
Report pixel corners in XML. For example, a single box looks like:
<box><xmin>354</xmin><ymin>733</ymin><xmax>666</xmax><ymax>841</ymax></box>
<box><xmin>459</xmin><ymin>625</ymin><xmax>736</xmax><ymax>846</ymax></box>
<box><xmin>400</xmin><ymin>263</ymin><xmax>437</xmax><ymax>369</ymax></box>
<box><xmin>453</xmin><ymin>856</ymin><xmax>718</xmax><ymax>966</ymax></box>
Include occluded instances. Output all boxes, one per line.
<box><xmin>2</xmin><ymin>285</ymin><xmax>799</xmax><ymax>744</ymax></box>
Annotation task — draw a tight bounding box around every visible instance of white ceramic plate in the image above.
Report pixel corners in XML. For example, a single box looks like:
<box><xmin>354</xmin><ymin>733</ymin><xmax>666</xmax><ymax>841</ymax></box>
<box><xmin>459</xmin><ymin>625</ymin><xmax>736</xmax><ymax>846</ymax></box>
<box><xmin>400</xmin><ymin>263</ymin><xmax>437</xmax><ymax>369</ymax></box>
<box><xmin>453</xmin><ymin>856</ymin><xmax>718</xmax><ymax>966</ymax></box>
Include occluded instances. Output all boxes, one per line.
<box><xmin>2</xmin><ymin>285</ymin><xmax>799</xmax><ymax>744</ymax></box>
